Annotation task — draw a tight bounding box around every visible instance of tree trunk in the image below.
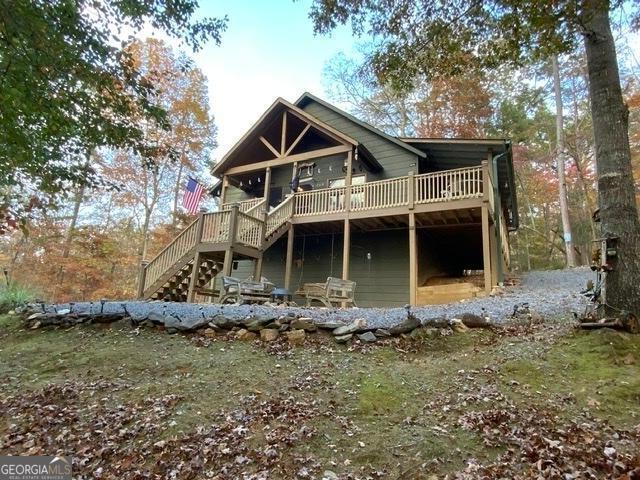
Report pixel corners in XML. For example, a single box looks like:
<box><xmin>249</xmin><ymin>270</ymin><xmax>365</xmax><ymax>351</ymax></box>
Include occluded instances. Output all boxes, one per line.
<box><xmin>552</xmin><ymin>55</ymin><xmax>578</xmax><ymax>268</ymax></box>
<box><xmin>582</xmin><ymin>0</ymin><xmax>640</xmax><ymax>316</ymax></box>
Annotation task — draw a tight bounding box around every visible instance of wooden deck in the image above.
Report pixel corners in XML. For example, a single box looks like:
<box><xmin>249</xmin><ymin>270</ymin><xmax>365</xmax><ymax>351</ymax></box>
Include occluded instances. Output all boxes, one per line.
<box><xmin>139</xmin><ymin>163</ymin><xmax>510</xmax><ymax>304</ymax></box>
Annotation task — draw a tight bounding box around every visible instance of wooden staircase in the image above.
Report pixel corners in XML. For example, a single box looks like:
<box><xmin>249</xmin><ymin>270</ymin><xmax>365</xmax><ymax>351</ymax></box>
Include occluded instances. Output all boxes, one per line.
<box><xmin>138</xmin><ymin>196</ymin><xmax>294</xmax><ymax>302</ymax></box>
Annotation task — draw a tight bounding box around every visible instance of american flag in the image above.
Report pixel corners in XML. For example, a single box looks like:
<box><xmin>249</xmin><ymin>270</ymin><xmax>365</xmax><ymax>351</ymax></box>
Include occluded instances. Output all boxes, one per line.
<box><xmin>182</xmin><ymin>177</ymin><xmax>205</xmax><ymax>214</ymax></box>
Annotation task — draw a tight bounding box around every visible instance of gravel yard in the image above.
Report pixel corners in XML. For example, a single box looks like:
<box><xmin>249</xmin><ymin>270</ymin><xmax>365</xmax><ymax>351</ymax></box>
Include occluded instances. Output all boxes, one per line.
<box><xmin>40</xmin><ymin>268</ymin><xmax>593</xmax><ymax>329</ymax></box>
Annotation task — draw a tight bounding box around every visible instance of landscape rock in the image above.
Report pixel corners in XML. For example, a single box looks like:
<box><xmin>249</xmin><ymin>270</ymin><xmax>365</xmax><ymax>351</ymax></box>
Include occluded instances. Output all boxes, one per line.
<box><xmin>244</xmin><ymin>316</ymin><xmax>276</xmax><ymax>332</ymax></box>
<box><xmin>334</xmin><ymin>334</ymin><xmax>353</xmax><ymax>343</ymax></box>
<box><xmin>290</xmin><ymin>317</ymin><xmax>317</xmax><ymax>332</ymax></box>
<box><xmin>203</xmin><ymin>328</ymin><xmax>217</xmax><ymax>338</ymax></box>
<box><xmin>236</xmin><ymin>329</ymin><xmax>257</xmax><ymax>341</ymax></box>
<box><xmin>374</xmin><ymin>328</ymin><xmax>391</xmax><ymax>337</ymax></box>
<box><xmin>147</xmin><ymin>311</ymin><xmax>168</xmax><ymax>324</ymax></box>
<box><xmin>388</xmin><ymin>314</ymin><xmax>421</xmax><ymax>335</ymax></box>
<box><xmin>460</xmin><ymin>313</ymin><xmax>493</xmax><ymax>329</ymax></box>
<box><xmin>163</xmin><ymin>315</ymin><xmax>209</xmax><ymax>332</ymax></box>
<box><xmin>333</xmin><ymin>318</ymin><xmax>367</xmax><ymax>336</ymax></box>
<box><xmin>209</xmin><ymin>315</ymin><xmax>234</xmax><ymax>329</ymax></box>
<box><xmin>450</xmin><ymin>318</ymin><xmax>470</xmax><ymax>333</ymax></box>
<box><xmin>260</xmin><ymin>328</ymin><xmax>279</xmax><ymax>342</ymax></box>
<box><xmin>286</xmin><ymin>329</ymin><xmax>306</xmax><ymax>346</ymax></box>
<box><xmin>357</xmin><ymin>331</ymin><xmax>377</xmax><ymax>343</ymax></box>
<box><xmin>322</xmin><ymin>471</ymin><xmax>338</xmax><ymax>480</ymax></box>
<box><xmin>316</xmin><ymin>321</ymin><xmax>346</xmax><ymax>330</ymax></box>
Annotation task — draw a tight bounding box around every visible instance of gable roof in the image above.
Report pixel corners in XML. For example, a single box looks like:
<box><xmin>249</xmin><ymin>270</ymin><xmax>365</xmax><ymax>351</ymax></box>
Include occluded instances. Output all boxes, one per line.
<box><xmin>211</xmin><ymin>97</ymin><xmax>358</xmax><ymax>176</ymax></box>
<box><xmin>295</xmin><ymin>92</ymin><xmax>426</xmax><ymax>159</ymax></box>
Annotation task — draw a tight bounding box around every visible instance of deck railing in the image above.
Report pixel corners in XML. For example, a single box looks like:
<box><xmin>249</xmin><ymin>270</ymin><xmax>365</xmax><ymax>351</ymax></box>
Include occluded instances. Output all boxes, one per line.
<box><xmin>294</xmin><ymin>186</ymin><xmax>347</xmax><ymax>217</ymax></box>
<box><xmin>351</xmin><ymin>176</ymin><xmax>408</xmax><ymax>211</ymax></box>
<box><xmin>236</xmin><ymin>211</ymin><xmax>263</xmax><ymax>249</ymax></box>
<box><xmin>414</xmin><ymin>166</ymin><xmax>484</xmax><ymax>204</ymax></box>
<box><xmin>245</xmin><ymin>198</ymin><xmax>266</xmax><ymax>218</ymax></box>
<box><xmin>266</xmin><ymin>195</ymin><xmax>294</xmax><ymax>236</ymax></box>
<box><xmin>292</xmin><ymin>165</ymin><xmax>488</xmax><ymax>217</ymax></box>
<box><xmin>222</xmin><ymin>197</ymin><xmax>264</xmax><ymax>213</ymax></box>
<box><xmin>201</xmin><ymin>211</ymin><xmax>231</xmax><ymax>243</ymax></box>
<box><xmin>143</xmin><ymin>218</ymin><xmax>201</xmax><ymax>291</ymax></box>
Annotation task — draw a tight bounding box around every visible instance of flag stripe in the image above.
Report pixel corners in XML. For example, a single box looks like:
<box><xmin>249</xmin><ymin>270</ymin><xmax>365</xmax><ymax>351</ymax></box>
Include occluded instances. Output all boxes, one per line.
<box><xmin>182</xmin><ymin>178</ymin><xmax>205</xmax><ymax>214</ymax></box>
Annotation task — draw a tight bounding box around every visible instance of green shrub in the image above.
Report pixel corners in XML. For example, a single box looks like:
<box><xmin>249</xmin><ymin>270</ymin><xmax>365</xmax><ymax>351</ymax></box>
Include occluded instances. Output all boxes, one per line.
<box><xmin>0</xmin><ymin>284</ymin><xmax>35</xmax><ymax>313</ymax></box>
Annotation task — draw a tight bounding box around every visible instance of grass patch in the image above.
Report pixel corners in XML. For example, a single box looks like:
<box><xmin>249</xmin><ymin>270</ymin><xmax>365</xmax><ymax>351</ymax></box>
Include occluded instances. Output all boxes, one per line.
<box><xmin>0</xmin><ymin>284</ymin><xmax>36</xmax><ymax>314</ymax></box>
<box><xmin>501</xmin><ymin>329</ymin><xmax>640</xmax><ymax>426</ymax></box>
<box><xmin>357</xmin><ymin>373</ymin><xmax>409</xmax><ymax>416</ymax></box>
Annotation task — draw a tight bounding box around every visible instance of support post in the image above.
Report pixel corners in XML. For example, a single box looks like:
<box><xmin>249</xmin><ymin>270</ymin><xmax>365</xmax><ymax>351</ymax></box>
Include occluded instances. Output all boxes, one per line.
<box><xmin>254</xmin><ymin>254</ymin><xmax>264</xmax><ymax>280</ymax></box>
<box><xmin>342</xmin><ymin>219</ymin><xmax>350</xmax><ymax>280</ymax></box>
<box><xmin>187</xmin><ymin>251</ymin><xmax>202</xmax><ymax>303</ymax></box>
<box><xmin>409</xmin><ymin>212</ymin><xmax>417</xmax><ymax>306</ymax></box>
<box><xmin>481</xmin><ymin>205</ymin><xmax>492</xmax><ymax>294</ymax></box>
<box><xmin>137</xmin><ymin>260</ymin><xmax>149</xmax><ymax>299</ymax></box>
<box><xmin>284</xmin><ymin>225</ymin><xmax>295</xmax><ymax>291</ymax></box>
<box><xmin>218</xmin><ymin>248</ymin><xmax>234</xmax><ymax>302</ymax></box>
<box><xmin>489</xmin><ymin>222</ymin><xmax>498</xmax><ymax>286</ymax></box>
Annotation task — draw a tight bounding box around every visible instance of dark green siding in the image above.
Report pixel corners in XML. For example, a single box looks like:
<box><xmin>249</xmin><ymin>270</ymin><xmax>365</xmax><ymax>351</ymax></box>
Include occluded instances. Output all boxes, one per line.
<box><xmin>231</xmin><ymin>229</ymin><xmax>411</xmax><ymax>307</ymax></box>
<box><xmin>301</xmin><ymin>100</ymin><xmax>420</xmax><ymax>179</ymax></box>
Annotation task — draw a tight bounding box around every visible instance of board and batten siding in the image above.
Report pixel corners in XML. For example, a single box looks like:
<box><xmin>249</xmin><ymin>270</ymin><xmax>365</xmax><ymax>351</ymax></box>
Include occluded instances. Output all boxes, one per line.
<box><xmin>231</xmin><ymin>229</ymin><xmax>410</xmax><ymax>307</ymax></box>
<box><xmin>300</xmin><ymin>100</ymin><xmax>420</xmax><ymax>179</ymax></box>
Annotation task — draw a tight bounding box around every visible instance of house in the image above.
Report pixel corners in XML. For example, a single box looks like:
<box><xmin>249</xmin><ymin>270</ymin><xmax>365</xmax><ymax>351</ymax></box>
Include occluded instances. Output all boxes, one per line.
<box><xmin>137</xmin><ymin>92</ymin><xmax>518</xmax><ymax>307</ymax></box>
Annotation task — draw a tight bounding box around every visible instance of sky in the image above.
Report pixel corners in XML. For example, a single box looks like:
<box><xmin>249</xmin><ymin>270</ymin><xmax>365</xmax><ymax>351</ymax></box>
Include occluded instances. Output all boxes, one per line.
<box><xmin>167</xmin><ymin>1</ymin><xmax>359</xmax><ymax>165</ymax></box>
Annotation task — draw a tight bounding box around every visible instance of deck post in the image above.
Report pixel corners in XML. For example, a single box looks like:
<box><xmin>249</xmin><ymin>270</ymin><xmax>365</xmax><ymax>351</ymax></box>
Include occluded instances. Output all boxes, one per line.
<box><xmin>481</xmin><ymin>160</ymin><xmax>490</xmax><ymax>202</ymax></box>
<box><xmin>409</xmin><ymin>212</ymin><xmax>417</xmax><ymax>306</ymax></box>
<box><xmin>263</xmin><ymin>167</ymin><xmax>272</xmax><ymax>206</ymax></box>
<box><xmin>344</xmin><ymin>149</ymin><xmax>353</xmax><ymax>211</ymax></box>
<box><xmin>228</xmin><ymin>204</ymin><xmax>239</xmax><ymax>245</ymax></box>
<box><xmin>408</xmin><ymin>171</ymin><xmax>415</xmax><ymax>210</ymax></box>
<box><xmin>221</xmin><ymin>175</ymin><xmax>229</xmax><ymax>205</ymax></box>
<box><xmin>481</xmin><ymin>205</ymin><xmax>492</xmax><ymax>294</ymax></box>
<box><xmin>342</xmin><ymin>219</ymin><xmax>350</xmax><ymax>280</ymax></box>
<box><xmin>284</xmin><ymin>224</ymin><xmax>295</xmax><ymax>291</ymax></box>
<box><xmin>136</xmin><ymin>260</ymin><xmax>149</xmax><ymax>299</ymax></box>
<box><xmin>186</xmin><ymin>213</ymin><xmax>206</xmax><ymax>303</ymax></box>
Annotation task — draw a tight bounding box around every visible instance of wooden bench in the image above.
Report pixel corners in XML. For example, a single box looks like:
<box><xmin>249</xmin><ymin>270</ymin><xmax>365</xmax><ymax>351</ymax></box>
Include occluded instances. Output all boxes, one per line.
<box><xmin>220</xmin><ymin>276</ymin><xmax>275</xmax><ymax>305</ymax></box>
<box><xmin>296</xmin><ymin>277</ymin><xmax>357</xmax><ymax>308</ymax></box>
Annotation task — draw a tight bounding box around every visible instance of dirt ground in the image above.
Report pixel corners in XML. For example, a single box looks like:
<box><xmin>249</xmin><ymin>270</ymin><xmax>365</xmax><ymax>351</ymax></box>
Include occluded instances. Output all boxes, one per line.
<box><xmin>0</xmin><ymin>314</ymin><xmax>639</xmax><ymax>479</ymax></box>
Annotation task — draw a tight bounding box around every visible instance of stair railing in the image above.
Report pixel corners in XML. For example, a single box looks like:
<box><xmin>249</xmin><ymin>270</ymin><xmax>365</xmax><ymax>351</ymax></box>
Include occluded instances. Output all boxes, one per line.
<box><xmin>265</xmin><ymin>195</ymin><xmax>294</xmax><ymax>237</ymax></box>
<box><xmin>244</xmin><ymin>198</ymin><xmax>267</xmax><ymax>218</ymax></box>
<box><xmin>140</xmin><ymin>217</ymin><xmax>201</xmax><ymax>294</ymax></box>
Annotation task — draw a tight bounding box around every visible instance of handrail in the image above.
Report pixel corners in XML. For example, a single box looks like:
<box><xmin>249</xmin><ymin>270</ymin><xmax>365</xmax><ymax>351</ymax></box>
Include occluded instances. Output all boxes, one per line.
<box><xmin>236</xmin><ymin>211</ymin><xmax>263</xmax><ymax>249</ymax></box>
<box><xmin>266</xmin><ymin>195</ymin><xmax>294</xmax><ymax>236</ymax></box>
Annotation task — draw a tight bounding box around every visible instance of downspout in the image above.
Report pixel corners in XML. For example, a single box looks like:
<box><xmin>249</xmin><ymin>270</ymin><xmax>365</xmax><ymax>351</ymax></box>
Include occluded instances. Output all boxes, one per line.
<box><xmin>492</xmin><ymin>150</ymin><xmax>508</xmax><ymax>284</ymax></box>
